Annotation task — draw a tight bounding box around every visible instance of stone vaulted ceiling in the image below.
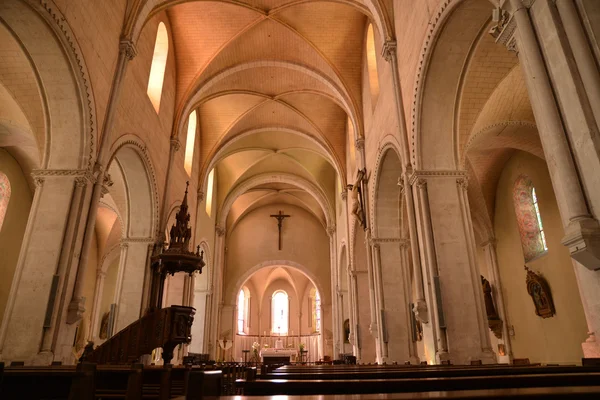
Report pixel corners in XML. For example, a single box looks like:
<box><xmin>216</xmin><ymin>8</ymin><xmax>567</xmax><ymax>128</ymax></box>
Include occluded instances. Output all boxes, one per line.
<box><xmin>158</xmin><ymin>0</ymin><xmax>370</xmax><ymax>230</ymax></box>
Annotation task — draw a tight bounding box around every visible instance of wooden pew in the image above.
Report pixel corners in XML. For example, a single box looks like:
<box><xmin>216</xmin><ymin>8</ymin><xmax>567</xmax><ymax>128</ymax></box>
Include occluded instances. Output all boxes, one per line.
<box><xmin>178</xmin><ymin>386</ymin><xmax>600</xmax><ymax>399</ymax></box>
<box><xmin>0</xmin><ymin>362</ymin><xmax>95</xmax><ymax>400</ymax></box>
<box><xmin>237</xmin><ymin>371</ymin><xmax>600</xmax><ymax>395</ymax></box>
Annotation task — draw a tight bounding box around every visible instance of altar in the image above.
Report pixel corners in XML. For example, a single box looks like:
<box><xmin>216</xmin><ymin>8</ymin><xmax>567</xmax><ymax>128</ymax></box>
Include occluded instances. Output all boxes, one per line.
<box><xmin>260</xmin><ymin>348</ymin><xmax>298</xmax><ymax>364</ymax></box>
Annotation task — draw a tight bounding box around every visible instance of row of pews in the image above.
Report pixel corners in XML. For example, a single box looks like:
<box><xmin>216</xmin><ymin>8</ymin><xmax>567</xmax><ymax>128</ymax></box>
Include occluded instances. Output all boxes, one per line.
<box><xmin>3</xmin><ymin>358</ymin><xmax>600</xmax><ymax>399</ymax></box>
<box><xmin>233</xmin><ymin>359</ymin><xmax>600</xmax><ymax>399</ymax></box>
<box><xmin>0</xmin><ymin>361</ymin><xmax>251</xmax><ymax>400</ymax></box>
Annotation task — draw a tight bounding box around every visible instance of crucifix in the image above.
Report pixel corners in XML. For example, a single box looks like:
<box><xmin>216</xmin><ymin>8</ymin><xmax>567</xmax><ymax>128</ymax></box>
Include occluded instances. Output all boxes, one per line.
<box><xmin>270</xmin><ymin>210</ymin><xmax>291</xmax><ymax>250</ymax></box>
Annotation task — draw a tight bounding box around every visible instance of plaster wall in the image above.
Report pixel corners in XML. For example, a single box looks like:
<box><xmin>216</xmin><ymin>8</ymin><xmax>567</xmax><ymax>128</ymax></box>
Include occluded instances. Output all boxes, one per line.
<box><xmin>0</xmin><ymin>149</ymin><xmax>32</xmax><ymax>326</ymax></box>
<box><xmin>494</xmin><ymin>151</ymin><xmax>588</xmax><ymax>364</ymax></box>
<box><xmin>224</xmin><ymin>204</ymin><xmax>331</xmax><ymax>304</ymax></box>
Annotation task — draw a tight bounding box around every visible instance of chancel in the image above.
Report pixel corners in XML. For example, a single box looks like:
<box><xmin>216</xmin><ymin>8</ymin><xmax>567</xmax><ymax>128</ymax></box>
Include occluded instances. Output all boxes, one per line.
<box><xmin>2</xmin><ymin>0</ymin><xmax>600</xmax><ymax>399</ymax></box>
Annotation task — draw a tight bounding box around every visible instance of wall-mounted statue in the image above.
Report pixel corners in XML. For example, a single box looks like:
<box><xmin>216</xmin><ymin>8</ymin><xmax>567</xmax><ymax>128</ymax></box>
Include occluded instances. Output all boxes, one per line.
<box><xmin>350</xmin><ymin>169</ymin><xmax>366</xmax><ymax>229</ymax></box>
<box><xmin>343</xmin><ymin>319</ymin><xmax>350</xmax><ymax>344</ymax></box>
<box><xmin>481</xmin><ymin>276</ymin><xmax>503</xmax><ymax>339</ymax></box>
<box><xmin>525</xmin><ymin>265</ymin><xmax>555</xmax><ymax>319</ymax></box>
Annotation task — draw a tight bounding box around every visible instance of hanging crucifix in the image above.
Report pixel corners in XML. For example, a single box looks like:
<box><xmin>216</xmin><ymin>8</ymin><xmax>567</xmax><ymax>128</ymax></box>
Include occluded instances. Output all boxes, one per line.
<box><xmin>270</xmin><ymin>210</ymin><xmax>291</xmax><ymax>250</ymax></box>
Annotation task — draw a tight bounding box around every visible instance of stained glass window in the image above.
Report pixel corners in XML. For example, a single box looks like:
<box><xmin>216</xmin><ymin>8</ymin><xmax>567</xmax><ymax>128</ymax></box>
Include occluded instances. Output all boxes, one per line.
<box><xmin>271</xmin><ymin>290</ymin><xmax>288</xmax><ymax>335</ymax></box>
<box><xmin>0</xmin><ymin>172</ymin><xmax>10</xmax><ymax>232</ymax></box>
<box><xmin>513</xmin><ymin>175</ymin><xmax>548</xmax><ymax>262</ymax></box>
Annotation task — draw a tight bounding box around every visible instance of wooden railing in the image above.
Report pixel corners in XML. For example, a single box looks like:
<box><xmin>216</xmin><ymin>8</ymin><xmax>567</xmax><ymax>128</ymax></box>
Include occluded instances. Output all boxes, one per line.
<box><xmin>83</xmin><ymin>305</ymin><xmax>195</xmax><ymax>364</ymax></box>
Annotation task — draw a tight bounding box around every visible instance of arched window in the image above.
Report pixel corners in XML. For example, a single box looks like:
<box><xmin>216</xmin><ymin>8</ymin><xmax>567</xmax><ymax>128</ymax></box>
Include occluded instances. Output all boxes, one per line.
<box><xmin>184</xmin><ymin>110</ymin><xmax>197</xmax><ymax>176</ymax></box>
<box><xmin>206</xmin><ymin>169</ymin><xmax>215</xmax><ymax>217</ymax></box>
<box><xmin>513</xmin><ymin>175</ymin><xmax>548</xmax><ymax>262</ymax></box>
<box><xmin>366</xmin><ymin>24</ymin><xmax>379</xmax><ymax>109</ymax></box>
<box><xmin>0</xmin><ymin>172</ymin><xmax>10</xmax><ymax>232</ymax></box>
<box><xmin>237</xmin><ymin>288</ymin><xmax>249</xmax><ymax>334</ymax></box>
<box><xmin>314</xmin><ymin>290</ymin><xmax>321</xmax><ymax>333</ymax></box>
<box><xmin>147</xmin><ymin>22</ymin><xmax>168</xmax><ymax>113</ymax></box>
<box><xmin>271</xmin><ymin>290</ymin><xmax>288</xmax><ymax>335</ymax></box>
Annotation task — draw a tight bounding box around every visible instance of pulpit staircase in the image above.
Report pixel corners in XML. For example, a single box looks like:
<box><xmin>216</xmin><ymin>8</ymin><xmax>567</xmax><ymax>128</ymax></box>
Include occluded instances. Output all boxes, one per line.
<box><xmin>83</xmin><ymin>182</ymin><xmax>205</xmax><ymax>365</ymax></box>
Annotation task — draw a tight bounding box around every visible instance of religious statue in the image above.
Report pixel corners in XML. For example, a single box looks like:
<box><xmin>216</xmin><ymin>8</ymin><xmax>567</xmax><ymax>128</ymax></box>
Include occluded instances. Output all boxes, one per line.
<box><xmin>525</xmin><ymin>265</ymin><xmax>555</xmax><ymax>318</ymax></box>
<box><xmin>343</xmin><ymin>319</ymin><xmax>350</xmax><ymax>344</ymax></box>
<box><xmin>350</xmin><ymin>169</ymin><xmax>366</xmax><ymax>228</ymax></box>
<box><xmin>481</xmin><ymin>276</ymin><xmax>503</xmax><ymax>338</ymax></box>
<box><xmin>99</xmin><ymin>311</ymin><xmax>110</xmax><ymax>339</ymax></box>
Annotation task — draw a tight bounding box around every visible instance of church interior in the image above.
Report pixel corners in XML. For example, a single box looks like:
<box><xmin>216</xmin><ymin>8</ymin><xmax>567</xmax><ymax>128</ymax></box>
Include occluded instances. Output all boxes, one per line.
<box><xmin>2</xmin><ymin>0</ymin><xmax>600</xmax><ymax>398</ymax></box>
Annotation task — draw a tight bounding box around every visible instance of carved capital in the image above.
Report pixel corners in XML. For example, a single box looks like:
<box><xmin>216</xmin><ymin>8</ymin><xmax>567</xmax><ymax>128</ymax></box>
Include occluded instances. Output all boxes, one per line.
<box><xmin>381</xmin><ymin>40</ymin><xmax>397</xmax><ymax>62</ymax></box>
<box><xmin>96</xmin><ymin>269</ymin><xmax>107</xmax><ymax>280</ymax></box>
<box><xmin>397</xmin><ymin>176</ymin><xmax>405</xmax><ymax>192</ymax></box>
<box><xmin>75</xmin><ymin>177</ymin><xmax>88</xmax><ymax>187</ymax></box>
<box><xmin>34</xmin><ymin>176</ymin><xmax>45</xmax><ymax>188</ymax></box>
<box><xmin>119</xmin><ymin>38</ymin><xmax>138</xmax><ymax>60</ymax></box>
<box><xmin>355</xmin><ymin>138</ymin><xmax>365</xmax><ymax>151</ymax></box>
<box><xmin>457</xmin><ymin>177</ymin><xmax>468</xmax><ymax>191</ymax></box>
<box><xmin>197</xmin><ymin>190</ymin><xmax>205</xmax><ymax>202</ymax></box>
<box><xmin>415</xmin><ymin>178</ymin><xmax>427</xmax><ymax>189</ymax></box>
<box><xmin>66</xmin><ymin>297</ymin><xmax>86</xmax><ymax>324</ymax></box>
<box><xmin>170</xmin><ymin>139</ymin><xmax>181</xmax><ymax>152</ymax></box>
<box><xmin>120</xmin><ymin>241</ymin><xmax>129</xmax><ymax>250</ymax></box>
<box><xmin>326</xmin><ymin>225</ymin><xmax>336</xmax><ymax>237</ymax></box>
<box><xmin>215</xmin><ymin>225</ymin><xmax>226</xmax><ymax>237</ymax></box>
<box><xmin>101</xmin><ymin>173</ymin><xmax>114</xmax><ymax>197</ymax></box>
<box><xmin>490</xmin><ymin>7</ymin><xmax>518</xmax><ymax>54</ymax></box>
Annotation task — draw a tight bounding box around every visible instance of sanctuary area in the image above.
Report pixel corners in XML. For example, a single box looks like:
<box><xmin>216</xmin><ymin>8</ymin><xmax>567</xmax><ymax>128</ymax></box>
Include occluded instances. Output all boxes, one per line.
<box><xmin>1</xmin><ymin>0</ymin><xmax>600</xmax><ymax>398</ymax></box>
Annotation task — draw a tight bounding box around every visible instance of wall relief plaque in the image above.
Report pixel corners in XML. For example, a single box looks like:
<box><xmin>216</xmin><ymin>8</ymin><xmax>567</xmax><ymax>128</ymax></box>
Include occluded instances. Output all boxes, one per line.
<box><xmin>525</xmin><ymin>265</ymin><xmax>555</xmax><ymax>319</ymax></box>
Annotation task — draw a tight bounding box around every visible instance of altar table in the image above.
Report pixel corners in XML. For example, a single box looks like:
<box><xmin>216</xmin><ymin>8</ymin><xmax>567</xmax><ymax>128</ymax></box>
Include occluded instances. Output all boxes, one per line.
<box><xmin>260</xmin><ymin>349</ymin><xmax>298</xmax><ymax>364</ymax></box>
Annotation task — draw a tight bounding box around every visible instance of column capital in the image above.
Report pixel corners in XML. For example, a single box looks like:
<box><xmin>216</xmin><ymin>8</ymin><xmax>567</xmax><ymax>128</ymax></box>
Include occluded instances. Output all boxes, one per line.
<box><xmin>170</xmin><ymin>138</ymin><xmax>181</xmax><ymax>152</ymax></box>
<box><xmin>481</xmin><ymin>236</ymin><xmax>497</xmax><ymax>248</ymax></box>
<box><xmin>381</xmin><ymin>40</ymin><xmax>397</xmax><ymax>62</ymax></box>
<box><xmin>119</xmin><ymin>38</ymin><xmax>138</xmax><ymax>60</ymax></box>
<box><xmin>456</xmin><ymin>177</ymin><xmax>469</xmax><ymax>191</ymax></box>
<box><xmin>327</xmin><ymin>225</ymin><xmax>336</xmax><ymax>237</ymax></box>
<box><xmin>215</xmin><ymin>224</ymin><xmax>226</xmax><ymax>237</ymax></box>
<box><xmin>197</xmin><ymin>190</ymin><xmax>205</xmax><ymax>202</ymax></box>
<box><xmin>100</xmin><ymin>173</ymin><xmax>113</xmax><ymax>197</ymax></box>
<box><xmin>489</xmin><ymin>6</ymin><xmax>518</xmax><ymax>53</ymax></box>
<box><xmin>96</xmin><ymin>269</ymin><xmax>107</xmax><ymax>279</ymax></box>
<box><xmin>340</xmin><ymin>189</ymin><xmax>348</xmax><ymax>201</ymax></box>
<box><xmin>355</xmin><ymin>138</ymin><xmax>365</xmax><ymax>150</ymax></box>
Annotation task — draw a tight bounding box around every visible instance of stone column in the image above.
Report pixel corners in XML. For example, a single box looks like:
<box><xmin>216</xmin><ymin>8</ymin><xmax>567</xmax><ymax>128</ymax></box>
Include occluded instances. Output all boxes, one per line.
<box><xmin>495</xmin><ymin>0</ymin><xmax>600</xmax><ymax>356</ymax></box>
<box><xmin>382</xmin><ymin>40</ymin><xmax>429</xmax><ymax>330</ymax></box>
<box><xmin>370</xmin><ymin>241</ymin><xmax>387</xmax><ymax>361</ymax></box>
<box><xmin>481</xmin><ymin>238</ymin><xmax>512</xmax><ymax>363</ymax></box>
<box><xmin>207</xmin><ymin>225</ymin><xmax>226</xmax><ymax>359</ymax></box>
<box><xmin>412</xmin><ymin>173</ymin><xmax>495</xmax><ymax>364</ymax></box>
<box><xmin>67</xmin><ymin>39</ymin><xmax>138</xmax><ymax>324</ymax></box>
<box><xmin>88</xmin><ymin>269</ymin><xmax>107</xmax><ymax>342</ymax></box>
<box><xmin>327</xmin><ymin>225</ymin><xmax>341</xmax><ymax>359</ymax></box>
<box><xmin>373</xmin><ymin>238</ymin><xmax>418</xmax><ymax>364</ymax></box>
<box><xmin>113</xmin><ymin>238</ymin><xmax>153</xmax><ymax>332</ymax></box>
<box><xmin>0</xmin><ymin>172</ymin><xmax>88</xmax><ymax>364</ymax></box>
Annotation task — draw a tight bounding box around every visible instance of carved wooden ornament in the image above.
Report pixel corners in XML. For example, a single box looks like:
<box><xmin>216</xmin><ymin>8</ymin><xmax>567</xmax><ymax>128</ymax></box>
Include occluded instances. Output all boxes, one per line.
<box><xmin>525</xmin><ymin>265</ymin><xmax>555</xmax><ymax>319</ymax></box>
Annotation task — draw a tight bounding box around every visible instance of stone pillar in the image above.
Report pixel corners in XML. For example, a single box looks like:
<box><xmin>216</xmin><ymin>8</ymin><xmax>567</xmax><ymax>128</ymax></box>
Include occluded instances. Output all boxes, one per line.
<box><xmin>207</xmin><ymin>225</ymin><xmax>226</xmax><ymax>359</ymax></box>
<box><xmin>88</xmin><ymin>269</ymin><xmax>107</xmax><ymax>342</ymax></box>
<box><xmin>481</xmin><ymin>238</ymin><xmax>512</xmax><ymax>363</ymax></box>
<box><xmin>113</xmin><ymin>238</ymin><xmax>153</xmax><ymax>332</ymax></box>
<box><xmin>68</xmin><ymin>40</ymin><xmax>138</xmax><ymax>325</ymax></box>
<box><xmin>372</xmin><ymin>238</ymin><xmax>418</xmax><ymax>364</ymax></box>
<box><xmin>495</xmin><ymin>0</ymin><xmax>600</xmax><ymax>356</ymax></box>
<box><xmin>382</xmin><ymin>39</ymin><xmax>430</xmax><ymax>339</ymax></box>
<box><xmin>412</xmin><ymin>172</ymin><xmax>495</xmax><ymax>364</ymax></box>
<box><xmin>327</xmin><ymin>225</ymin><xmax>341</xmax><ymax>358</ymax></box>
<box><xmin>0</xmin><ymin>172</ymin><xmax>89</xmax><ymax>364</ymax></box>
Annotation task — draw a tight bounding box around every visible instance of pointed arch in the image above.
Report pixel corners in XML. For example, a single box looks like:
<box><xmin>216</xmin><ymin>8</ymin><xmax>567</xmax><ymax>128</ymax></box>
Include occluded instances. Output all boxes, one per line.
<box><xmin>0</xmin><ymin>172</ymin><xmax>10</xmax><ymax>232</ymax></box>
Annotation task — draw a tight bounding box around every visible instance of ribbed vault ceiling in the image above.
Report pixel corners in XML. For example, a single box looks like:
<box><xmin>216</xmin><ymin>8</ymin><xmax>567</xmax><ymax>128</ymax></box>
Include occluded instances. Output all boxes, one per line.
<box><xmin>157</xmin><ymin>0</ymin><xmax>370</xmax><ymax>231</ymax></box>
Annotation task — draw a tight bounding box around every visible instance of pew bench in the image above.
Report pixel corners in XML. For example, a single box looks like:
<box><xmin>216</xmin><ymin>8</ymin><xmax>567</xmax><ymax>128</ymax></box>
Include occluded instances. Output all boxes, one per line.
<box><xmin>237</xmin><ymin>372</ymin><xmax>600</xmax><ymax>395</ymax></box>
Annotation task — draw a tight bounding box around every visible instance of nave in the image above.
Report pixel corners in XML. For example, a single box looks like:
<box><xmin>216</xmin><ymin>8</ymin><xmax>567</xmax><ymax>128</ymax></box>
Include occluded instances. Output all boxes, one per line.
<box><xmin>2</xmin><ymin>0</ymin><xmax>600</xmax><ymax>398</ymax></box>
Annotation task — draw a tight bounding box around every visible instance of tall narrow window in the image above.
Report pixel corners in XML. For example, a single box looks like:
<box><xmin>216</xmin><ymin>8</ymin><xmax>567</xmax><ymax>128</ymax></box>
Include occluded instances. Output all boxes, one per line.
<box><xmin>513</xmin><ymin>175</ymin><xmax>548</xmax><ymax>262</ymax></box>
<box><xmin>0</xmin><ymin>172</ymin><xmax>10</xmax><ymax>232</ymax></box>
<box><xmin>366</xmin><ymin>24</ymin><xmax>379</xmax><ymax>109</ymax></box>
<box><xmin>237</xmin><ymin>289</ymin><xmax>246</xmax><ymax>334</ymax></box>
<box><xmin>147</xmin><ymin>22</ymin><xmax>168</xmax><ymax>113</ymax></box>
<box><xmin>271</xmin><ymin>290</ymin><xmax>289</xmax><ymax>335</ymax></box>
<box><xmin>184</xmin><ymin>111</ymin><xmax>197</xmax><ymax>176</ymax></box>
<box><xmin>206</xmin><ymin>169</ymin><xmax>215</xmax><ymax>217</ymax></box>
<box><xmin>314</xmin><ymin>290</ymin><xmax>321</xmax><ymax>333</ymax></box>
